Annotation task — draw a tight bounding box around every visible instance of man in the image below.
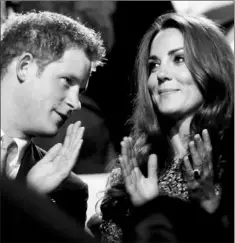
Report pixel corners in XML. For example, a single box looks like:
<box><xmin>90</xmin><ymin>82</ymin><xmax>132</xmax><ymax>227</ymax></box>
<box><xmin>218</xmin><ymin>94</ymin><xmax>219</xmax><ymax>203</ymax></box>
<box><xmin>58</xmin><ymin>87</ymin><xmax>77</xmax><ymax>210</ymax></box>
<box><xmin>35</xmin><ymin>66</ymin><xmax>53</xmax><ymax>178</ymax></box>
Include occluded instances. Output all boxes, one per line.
<box><xmin>1</xmin><ymin>10</ymin><xmax>106</xmax><ymax>228</ymax></box>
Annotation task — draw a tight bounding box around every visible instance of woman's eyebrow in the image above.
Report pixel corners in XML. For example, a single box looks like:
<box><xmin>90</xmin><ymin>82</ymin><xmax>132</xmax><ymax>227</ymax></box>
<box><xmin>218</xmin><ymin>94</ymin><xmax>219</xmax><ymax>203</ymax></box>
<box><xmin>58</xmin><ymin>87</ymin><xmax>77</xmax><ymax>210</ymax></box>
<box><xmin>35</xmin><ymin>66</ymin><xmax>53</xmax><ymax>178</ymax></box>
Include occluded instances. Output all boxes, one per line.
<box><xmin>148</xmin><ymin>47</ymin><xmax>184</xmax><ymax>61</ymax></box>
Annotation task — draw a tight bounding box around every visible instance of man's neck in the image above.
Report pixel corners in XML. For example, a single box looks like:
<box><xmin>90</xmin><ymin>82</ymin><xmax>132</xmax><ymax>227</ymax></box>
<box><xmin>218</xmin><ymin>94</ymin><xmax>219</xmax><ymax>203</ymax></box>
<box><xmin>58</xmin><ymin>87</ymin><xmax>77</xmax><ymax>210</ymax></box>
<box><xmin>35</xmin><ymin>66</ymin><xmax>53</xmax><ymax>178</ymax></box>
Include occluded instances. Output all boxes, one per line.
<box><xmin>1</xmin><ymin>119</ymin><xmax>29</xmax><ymax>140</ymax></box>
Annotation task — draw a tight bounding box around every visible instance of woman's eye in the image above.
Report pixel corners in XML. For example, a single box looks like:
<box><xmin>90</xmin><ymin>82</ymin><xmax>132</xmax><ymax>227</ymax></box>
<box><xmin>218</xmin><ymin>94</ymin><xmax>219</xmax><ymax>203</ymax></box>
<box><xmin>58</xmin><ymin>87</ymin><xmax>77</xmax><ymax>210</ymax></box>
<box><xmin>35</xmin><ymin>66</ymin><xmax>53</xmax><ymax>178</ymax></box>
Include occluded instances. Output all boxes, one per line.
<box><xmin>174</xmin><ymin>55</ymin><xmax>185</xmax><ymax>64</ymax></box>
<box><xmin>148</xmin><ymin>62</ymin><xmax>160</xmax><ymax>73</ymax></box>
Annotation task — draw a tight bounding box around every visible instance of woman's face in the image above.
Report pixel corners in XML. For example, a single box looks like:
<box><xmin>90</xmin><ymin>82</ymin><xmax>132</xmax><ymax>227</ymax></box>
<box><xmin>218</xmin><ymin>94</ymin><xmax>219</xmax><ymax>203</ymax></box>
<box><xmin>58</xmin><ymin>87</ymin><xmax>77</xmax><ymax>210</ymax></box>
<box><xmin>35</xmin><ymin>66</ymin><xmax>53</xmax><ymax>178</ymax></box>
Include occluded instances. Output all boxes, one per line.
<box><xmin>147</xmin><ymin>28</ymin><xmax>203</xmax><ymax>120</ymax></box>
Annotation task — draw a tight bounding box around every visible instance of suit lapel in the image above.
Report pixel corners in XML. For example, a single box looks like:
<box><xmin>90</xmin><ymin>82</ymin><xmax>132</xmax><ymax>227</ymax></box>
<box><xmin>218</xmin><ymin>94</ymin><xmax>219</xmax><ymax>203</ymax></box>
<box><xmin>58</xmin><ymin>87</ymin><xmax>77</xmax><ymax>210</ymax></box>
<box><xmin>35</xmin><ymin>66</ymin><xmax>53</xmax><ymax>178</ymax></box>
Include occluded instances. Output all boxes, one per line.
<box><xmin>16</xmin><ymin>142</ymin><xmax>44</xmax><ymax>183</ymax></box>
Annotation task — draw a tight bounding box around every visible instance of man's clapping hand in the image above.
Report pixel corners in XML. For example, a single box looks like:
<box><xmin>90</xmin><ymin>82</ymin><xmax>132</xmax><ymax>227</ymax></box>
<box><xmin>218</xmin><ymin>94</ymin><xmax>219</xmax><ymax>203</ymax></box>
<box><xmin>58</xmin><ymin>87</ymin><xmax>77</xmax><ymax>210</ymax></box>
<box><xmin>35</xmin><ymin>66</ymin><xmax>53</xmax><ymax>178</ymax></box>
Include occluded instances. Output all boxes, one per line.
<box><xmin>26</xmin><ymin>121</ymin><xmax>84</xmax><ymax>194</ymax></box>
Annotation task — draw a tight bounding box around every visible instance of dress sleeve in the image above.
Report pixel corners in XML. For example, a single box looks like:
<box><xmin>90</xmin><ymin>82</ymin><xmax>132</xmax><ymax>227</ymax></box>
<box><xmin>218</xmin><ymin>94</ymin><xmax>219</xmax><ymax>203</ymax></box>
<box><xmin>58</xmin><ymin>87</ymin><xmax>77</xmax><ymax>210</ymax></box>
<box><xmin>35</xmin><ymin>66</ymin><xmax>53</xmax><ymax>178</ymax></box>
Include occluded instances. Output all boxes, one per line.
<box><xmin>99</xmin><ymin>167</ymin><xmax>124</xmax><ymax>243</ymax></box>
<box><xmin>105</xmin><ymin>167</ymin><xmax>123</xmax><ymax>189</ymax></box>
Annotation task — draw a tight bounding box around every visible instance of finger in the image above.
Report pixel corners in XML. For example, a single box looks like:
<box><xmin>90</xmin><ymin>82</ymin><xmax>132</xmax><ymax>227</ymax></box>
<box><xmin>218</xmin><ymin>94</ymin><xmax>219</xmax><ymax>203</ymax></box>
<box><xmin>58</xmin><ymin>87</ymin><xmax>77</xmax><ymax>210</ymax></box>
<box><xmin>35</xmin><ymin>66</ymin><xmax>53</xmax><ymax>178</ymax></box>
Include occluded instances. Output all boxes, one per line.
<box><xmin>120</xmin><ymin>156</ymin><xmax>134</xmax><ymax>189</ymax></box>
<box><xmin>70</xmin><ymin>121</ymin><xmax>82</xmax><ymax>147</ymax></box>
<box><xmin>119</xmin><ymin>156</ymin><xmax>128</xmax><ymax>178</ymax></box>
<box><xmin>63</xmin><ymin>123</ymin><xmax>74</xmax><ymax>149</ymax></box>
<box><xmin>121</xmin><ymin>139</ymin><xmax>127</xmax><ymax>163</ymax></box>
<box><xmin>183</xmin><ymin>155</ymin><xmax>194</xmax><ymax>182</ymax></box>
<box><xmin>131</xmin><ymin>169</ymin><xmax>138</xmax><ymax>187</ymax></box>
<box><xmin>125</xmin><ymin>141</ymin><xmax>138</xmax><ymax>183</ymax></box>
<box><xmin>127</xmin><ymin>137</ymin><xmax>137</xmax><ymax>171</ymax></box>
<box><xmin>74</xmin><ymin>135</ymin><xmax>84</xmax><ymax>156</ymax></box>
<box><xmin>45</xmin><ymin>143</ymin><xmax>63</xmax><ymax>162</ymax></box>
<box><xmin>66</xmin><ymin>126</ymin><xmax>84</xmax><ymax>169</ymax></box>
<box><xmin>121</xmin><ymin>138</ymin><xmax>132</xmax><ymax>176</ymax></box>
<box><xmin>202</xmin><ymin>129</ymin><xmax>212</xmax><ymax>153</ymax></box>
<box><xmin>121</xmin><ymin>141</ymin><xmax>132</xmax><ymax>184</ymax></box>
<box><xmin>77</xmin><ymin>126</ymin><xmax>85</xmax><ymax>140</ymax></box>
<box><xmin>71</xmin><ymin>126</ymin><xmax>84</xmax><ymax>152</ymax></box>
<box><xmin>194</xmin><ymin>134</ymin><xmax>208</xmax><ymax>164</ymax></box>
<box><xmin>129</xmin><ymin>137</ymin><xmax>138</xmax><ymax>167</ymax></box>
<box><xmin>127</xmin><ymin>138</ymin><xmax>134</xmax><ymax>162</ymax></box>
<box><xmin>128</xmin><ymin>137</ymin><xmax>134</xmax><ymax>159</ymax></box>
<box><xmin>121</xmin><ymin>138</ymin><xmax>127</xmax><ymax>156</ymax></box>
<box><xmin>189</xmin><ymin>141</ymin><xmax>202</xmax><ymax>170</ymax></box>
<box><xmin>69</xmin><ymin>139</ymin><xmax>84</xmax><ymax>169</ymax></box>
<box><xmin>133</xmin><ymin>166</ymin><xmax>143</xmax><ymax>181</ymax></box>
<box><xmin>126</xmin><ymin>137</ymin><xmax>133</xmax><ymax>170</ymax></box>
<box><xmin>148</xmin><ymin>154</ymin><xmax>158</xmax><ymax>180</ymax></box>
<box><xmin>202</xmin><ymin>129</ymin><xmax>213</xmax><ymax>170</ymax></box>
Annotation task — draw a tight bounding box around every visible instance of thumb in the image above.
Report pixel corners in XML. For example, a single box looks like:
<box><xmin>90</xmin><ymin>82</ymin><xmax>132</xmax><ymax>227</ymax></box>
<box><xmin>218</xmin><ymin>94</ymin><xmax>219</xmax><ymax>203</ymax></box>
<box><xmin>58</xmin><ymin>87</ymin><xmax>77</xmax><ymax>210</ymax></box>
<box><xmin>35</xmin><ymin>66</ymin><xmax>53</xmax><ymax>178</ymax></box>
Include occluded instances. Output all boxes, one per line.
<box><xmin>148</xmin><ymin>154</ymin><xmax>158</xmax><ymax>180</ymax></box>
<box><xmin>43</xmin><ymin>143</ymin><xmax>62</xmax><ymax>162</ymax></box>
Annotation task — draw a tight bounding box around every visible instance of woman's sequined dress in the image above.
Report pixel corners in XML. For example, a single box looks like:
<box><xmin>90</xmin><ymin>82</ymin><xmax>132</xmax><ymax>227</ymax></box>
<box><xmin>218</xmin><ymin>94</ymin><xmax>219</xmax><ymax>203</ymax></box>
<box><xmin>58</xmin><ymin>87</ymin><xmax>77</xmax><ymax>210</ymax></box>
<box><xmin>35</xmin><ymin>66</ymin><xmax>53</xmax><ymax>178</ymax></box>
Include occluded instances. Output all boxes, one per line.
<box><xmin>99</xmin><ymin>158</ymin><xmax>220</xmax><ymax>243</ymax></box>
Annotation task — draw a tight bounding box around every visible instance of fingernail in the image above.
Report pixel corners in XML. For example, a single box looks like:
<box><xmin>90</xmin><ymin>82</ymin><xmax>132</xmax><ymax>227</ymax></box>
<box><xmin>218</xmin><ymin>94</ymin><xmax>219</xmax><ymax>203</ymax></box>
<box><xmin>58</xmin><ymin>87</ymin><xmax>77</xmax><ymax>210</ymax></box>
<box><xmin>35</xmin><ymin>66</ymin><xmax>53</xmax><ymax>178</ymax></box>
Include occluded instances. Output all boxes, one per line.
<box><xmin>189</xmin><ymin>141</ymin><xmax>194</xmax><ymax>147</ymax></box>
<box><xmin>202</xmin><ymin>129</ymin><xmax>208</xmax><ymax>135</ymax></box>
<box><xmin>194</xmin><ymin>134</ymin><xmax>200</xmax><ymax>140</ymax></box>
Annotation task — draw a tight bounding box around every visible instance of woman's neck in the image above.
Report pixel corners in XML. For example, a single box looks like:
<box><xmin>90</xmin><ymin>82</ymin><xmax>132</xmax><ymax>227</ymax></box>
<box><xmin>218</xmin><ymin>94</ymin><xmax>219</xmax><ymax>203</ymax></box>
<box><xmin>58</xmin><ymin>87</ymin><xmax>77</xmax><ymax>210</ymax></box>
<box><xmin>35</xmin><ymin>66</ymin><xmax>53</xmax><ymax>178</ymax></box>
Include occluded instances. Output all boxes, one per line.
<box><xmin>168</xmin><ymin>116</ymin><xmax>193</xmax><ymax>159</ymax></box>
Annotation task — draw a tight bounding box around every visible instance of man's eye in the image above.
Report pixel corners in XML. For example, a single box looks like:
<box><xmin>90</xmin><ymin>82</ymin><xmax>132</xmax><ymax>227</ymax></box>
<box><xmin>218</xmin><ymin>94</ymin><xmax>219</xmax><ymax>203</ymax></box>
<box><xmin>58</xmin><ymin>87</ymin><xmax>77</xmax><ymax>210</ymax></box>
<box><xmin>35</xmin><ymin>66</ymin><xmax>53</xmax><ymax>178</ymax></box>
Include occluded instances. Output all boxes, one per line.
<box><xmin>61</xmin><ymin>77</ymin><xmax>71</xmax><ymax>87</ymax></box>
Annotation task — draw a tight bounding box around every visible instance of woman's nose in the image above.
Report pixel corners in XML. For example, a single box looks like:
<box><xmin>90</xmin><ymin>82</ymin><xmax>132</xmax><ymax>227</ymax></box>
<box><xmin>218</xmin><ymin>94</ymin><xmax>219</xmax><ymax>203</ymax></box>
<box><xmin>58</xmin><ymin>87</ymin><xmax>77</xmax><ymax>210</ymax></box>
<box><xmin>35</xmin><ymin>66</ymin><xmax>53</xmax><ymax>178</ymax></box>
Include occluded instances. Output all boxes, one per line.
<box><xmin>157</xmin><ymin>64</ymin><xmax>172</xmax><ymax>83</ymax></box>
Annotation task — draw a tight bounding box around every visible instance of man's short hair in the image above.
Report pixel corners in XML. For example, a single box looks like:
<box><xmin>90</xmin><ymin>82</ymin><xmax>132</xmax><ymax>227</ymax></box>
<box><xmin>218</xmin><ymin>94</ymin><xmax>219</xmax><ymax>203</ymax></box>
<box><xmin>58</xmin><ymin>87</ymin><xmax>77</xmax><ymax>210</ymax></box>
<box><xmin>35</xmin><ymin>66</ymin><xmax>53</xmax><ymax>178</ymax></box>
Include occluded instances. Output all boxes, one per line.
<box><xmin>1</xmin><ymin>11</ymin><xmax>106</xmax><ymax>78</ymax></box>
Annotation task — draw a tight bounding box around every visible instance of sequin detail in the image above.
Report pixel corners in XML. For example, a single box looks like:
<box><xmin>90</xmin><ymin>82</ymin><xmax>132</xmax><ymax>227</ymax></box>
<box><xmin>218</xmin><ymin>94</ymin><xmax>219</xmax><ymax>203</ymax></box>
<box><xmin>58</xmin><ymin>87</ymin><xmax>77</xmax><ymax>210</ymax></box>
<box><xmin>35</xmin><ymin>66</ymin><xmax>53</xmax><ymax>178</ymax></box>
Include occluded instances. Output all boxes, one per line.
<box><xmin>158</xmin><ymin>158</ymin><xmax>188</xmax><ymax>201</ymax></box>
<box><xmin>100</xmin><ymin>158</ymin><xmax>221</xmax><ymax>243</ymax></box>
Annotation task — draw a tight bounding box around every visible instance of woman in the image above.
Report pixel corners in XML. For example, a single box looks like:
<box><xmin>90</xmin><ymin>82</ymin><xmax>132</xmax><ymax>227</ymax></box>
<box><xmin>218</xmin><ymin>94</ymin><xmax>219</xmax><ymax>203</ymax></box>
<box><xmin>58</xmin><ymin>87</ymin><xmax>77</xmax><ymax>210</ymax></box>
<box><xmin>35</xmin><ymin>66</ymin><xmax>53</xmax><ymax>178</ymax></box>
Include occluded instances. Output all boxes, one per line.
<box><xmin>96</xmin><ymin>13</ymin><xmax>234</xmax><ymax>243</ymax></box>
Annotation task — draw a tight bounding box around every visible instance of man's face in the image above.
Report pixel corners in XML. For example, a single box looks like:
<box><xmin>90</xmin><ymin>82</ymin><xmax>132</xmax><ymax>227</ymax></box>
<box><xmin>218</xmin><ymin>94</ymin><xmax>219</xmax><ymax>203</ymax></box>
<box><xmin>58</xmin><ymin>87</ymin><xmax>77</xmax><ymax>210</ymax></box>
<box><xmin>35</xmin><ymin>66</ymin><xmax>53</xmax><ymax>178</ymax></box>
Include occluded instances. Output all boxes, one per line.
<box><xmin>20</xmin><ymin>48</ymin><xmax>91</xmax><ymax>137</ymax></box>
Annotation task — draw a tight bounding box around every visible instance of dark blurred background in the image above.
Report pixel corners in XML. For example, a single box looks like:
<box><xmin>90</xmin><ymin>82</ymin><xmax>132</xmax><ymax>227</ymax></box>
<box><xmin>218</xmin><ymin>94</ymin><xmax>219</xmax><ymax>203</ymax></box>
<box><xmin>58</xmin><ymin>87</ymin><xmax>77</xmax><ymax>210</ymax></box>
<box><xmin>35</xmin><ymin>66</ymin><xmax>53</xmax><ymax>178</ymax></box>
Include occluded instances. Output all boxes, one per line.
<box><xmin>1</xmin><ymin>1</ymin><xmax>233</xmax><ymax>174</ymax></box>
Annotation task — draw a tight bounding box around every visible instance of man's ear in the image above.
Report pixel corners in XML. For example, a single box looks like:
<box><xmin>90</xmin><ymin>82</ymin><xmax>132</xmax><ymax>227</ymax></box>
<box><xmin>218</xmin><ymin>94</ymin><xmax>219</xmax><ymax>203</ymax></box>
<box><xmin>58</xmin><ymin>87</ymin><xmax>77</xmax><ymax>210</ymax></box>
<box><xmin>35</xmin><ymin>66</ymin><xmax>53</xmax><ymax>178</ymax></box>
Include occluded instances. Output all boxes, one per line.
<box><xmin>16</xmin><ymin>53</ymin><xmax>34</xmax><ymax>83</ymax></box>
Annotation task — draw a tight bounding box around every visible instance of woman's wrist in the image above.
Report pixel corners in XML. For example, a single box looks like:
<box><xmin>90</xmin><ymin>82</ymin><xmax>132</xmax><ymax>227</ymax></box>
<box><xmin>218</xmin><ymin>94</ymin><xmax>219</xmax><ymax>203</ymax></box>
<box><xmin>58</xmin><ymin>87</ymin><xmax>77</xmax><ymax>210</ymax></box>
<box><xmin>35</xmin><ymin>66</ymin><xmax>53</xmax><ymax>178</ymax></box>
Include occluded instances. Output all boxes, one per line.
<box><xmin>200</xmin><ymin>194</ymin><xmax>220</xmax><ymax>213</ymax></box>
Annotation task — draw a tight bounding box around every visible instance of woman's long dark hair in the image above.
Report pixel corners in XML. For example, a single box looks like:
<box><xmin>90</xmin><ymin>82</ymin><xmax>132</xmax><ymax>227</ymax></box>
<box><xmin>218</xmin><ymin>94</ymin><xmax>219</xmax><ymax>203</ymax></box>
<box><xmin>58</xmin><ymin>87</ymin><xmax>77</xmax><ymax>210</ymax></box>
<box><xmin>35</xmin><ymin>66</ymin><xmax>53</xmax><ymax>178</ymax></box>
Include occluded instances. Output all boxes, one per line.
<box><xmin>130</xmin><ymin>13</ymin><xmax>234</xmax><ymax>176</ymax></box>
<box><xmin>101</xmin><ymin>12</ymin><xmax>234</xmax><ymax>226</ymax></box>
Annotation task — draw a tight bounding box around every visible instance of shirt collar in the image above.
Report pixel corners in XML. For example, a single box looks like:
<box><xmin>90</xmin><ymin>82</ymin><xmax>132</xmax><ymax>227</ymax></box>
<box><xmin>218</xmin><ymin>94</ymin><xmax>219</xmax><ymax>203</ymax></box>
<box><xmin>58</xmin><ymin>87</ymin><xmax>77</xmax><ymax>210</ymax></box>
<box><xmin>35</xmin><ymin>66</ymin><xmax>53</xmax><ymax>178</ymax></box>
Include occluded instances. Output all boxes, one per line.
<box><xmin>1</xmin><ymin>129</ymin><xmax>31</xmax><ymax>160</ymax></box>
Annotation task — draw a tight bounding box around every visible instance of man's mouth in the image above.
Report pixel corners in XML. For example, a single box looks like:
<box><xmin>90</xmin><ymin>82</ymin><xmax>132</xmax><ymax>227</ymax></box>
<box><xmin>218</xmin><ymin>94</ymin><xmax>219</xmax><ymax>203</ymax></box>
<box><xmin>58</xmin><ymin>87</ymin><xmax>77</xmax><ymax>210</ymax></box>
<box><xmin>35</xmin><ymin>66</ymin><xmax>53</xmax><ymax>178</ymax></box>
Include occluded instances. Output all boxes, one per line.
<box><xmin>55</xmin><ymin>111</ymin><xmax>69</xmax><ymax>121</ymax></box>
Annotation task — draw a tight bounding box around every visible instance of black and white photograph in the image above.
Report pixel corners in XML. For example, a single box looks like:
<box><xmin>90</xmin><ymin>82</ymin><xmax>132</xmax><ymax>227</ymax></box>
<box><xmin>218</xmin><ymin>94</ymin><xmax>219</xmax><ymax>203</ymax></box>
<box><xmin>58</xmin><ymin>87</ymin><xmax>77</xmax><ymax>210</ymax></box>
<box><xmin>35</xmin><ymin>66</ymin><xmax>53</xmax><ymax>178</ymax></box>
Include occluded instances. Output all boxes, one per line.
<box><xmin>1</xmin><ymin>1</ymin><xmax>234</xmax><ymax>242</ymax></box>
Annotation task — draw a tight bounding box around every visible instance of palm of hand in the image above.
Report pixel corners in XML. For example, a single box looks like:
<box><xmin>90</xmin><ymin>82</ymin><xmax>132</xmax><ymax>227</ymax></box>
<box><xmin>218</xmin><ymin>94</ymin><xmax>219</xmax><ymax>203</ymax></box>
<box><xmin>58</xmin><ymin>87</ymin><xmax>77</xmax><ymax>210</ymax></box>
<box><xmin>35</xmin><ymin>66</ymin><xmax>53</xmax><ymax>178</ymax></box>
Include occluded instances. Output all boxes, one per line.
<box><xmin>127</xmin><ymin>168</ymin><xmax>159</xmax><ymax>206</ymax></box>
<box><xmin>26</xmin><ymin>121</ymin><xmax>84</xmax><ymax>194</ymax></box>
<box><xmin>120</xmin><ymin>137</ymin><xmax>159</xmax><ymax>206</ymax></box>
<box><xmin>183</xmin><ymin>130</ymin><xmax>216</xmax><ymax>203</ymax></box>
<box><xmin>187</xmin><ymin>169</ymin><xmax>214</xmax><ymax>201</ymax></box>
<box><xmin>27</xmin><ymin>151</ymin><xmax>68</xmax><ymax>194</ymax></box>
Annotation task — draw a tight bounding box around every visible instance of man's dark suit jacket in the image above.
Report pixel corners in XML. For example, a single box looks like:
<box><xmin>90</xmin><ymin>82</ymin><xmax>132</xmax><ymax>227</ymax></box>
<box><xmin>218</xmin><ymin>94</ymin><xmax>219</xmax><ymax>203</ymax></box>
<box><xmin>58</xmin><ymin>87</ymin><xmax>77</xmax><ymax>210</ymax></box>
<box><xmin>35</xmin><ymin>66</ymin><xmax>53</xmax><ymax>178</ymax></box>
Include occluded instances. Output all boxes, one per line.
<box><xmin>14</xmin><ymin>141</ymin><xmax>89</xmax><ymax>226</ymax></box>
<box><xmin>1</xmin><ymin>176</ymin><xmax>97</xmax><ymax>243</ymax></box>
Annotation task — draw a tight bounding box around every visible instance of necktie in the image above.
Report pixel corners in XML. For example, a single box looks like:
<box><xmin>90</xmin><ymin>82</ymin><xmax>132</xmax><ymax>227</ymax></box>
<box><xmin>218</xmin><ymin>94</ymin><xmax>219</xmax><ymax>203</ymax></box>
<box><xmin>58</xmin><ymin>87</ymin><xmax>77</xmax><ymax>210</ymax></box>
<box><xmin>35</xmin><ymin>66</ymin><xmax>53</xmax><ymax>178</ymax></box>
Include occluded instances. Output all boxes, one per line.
<box><xmin>1</xmin><ymin>135</ymin><xmax>18</xmax><ymax>176</ymax></box>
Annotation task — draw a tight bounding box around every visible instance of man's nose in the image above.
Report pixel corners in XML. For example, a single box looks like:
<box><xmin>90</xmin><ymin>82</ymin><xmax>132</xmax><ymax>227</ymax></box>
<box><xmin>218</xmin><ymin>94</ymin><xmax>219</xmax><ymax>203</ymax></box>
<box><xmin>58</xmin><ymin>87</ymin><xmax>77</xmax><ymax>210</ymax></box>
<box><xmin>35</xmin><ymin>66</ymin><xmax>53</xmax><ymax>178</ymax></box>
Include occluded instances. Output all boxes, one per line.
<box><xmin>66</xmin><ymin>86</ymin><xmax>81</xmax><ymax>111</ymax></box>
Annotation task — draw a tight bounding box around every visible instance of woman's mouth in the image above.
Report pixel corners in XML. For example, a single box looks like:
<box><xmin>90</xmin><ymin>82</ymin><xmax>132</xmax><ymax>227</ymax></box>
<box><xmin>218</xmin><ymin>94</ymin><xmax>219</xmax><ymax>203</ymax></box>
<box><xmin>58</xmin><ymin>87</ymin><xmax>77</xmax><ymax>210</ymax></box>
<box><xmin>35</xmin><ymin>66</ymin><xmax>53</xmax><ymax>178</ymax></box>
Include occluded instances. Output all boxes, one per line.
<box><xmin>158</xmin><ymin>89</ymin><xmax>179</xmax><ymax>95</ymax></box>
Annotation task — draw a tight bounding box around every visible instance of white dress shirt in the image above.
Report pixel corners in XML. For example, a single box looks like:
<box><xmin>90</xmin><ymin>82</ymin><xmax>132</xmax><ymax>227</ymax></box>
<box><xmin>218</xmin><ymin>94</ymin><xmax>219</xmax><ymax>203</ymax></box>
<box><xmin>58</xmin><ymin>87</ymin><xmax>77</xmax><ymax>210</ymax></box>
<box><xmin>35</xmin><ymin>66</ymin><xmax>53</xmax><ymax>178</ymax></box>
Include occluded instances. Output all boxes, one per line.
<box><xmin>1</xmin><ymin>129</ymin><xmax>30</xmax><ymax>179</ymax></box>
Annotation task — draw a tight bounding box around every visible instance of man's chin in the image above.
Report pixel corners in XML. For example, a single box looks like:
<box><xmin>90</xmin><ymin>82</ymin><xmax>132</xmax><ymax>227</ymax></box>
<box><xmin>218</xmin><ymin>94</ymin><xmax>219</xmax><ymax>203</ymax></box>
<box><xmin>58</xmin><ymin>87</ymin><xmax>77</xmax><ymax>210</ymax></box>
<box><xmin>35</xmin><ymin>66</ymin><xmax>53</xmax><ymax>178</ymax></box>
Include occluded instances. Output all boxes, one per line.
<box><xmin>35</xmin><ymin>127</ymin><xmax>60</xmax><ymax>138</ymax></box>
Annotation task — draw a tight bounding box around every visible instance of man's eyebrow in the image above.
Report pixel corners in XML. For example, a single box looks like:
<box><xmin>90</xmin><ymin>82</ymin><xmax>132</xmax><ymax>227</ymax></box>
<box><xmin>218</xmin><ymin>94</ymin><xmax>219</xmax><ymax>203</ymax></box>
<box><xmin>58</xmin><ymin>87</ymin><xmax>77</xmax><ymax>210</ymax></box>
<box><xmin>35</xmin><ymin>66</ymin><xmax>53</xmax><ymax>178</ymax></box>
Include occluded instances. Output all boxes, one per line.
<box><xmin>148</xmin><ymin>47</ymin><xmax>184</xmax><ymax>61</ymax></box>
<box><xmin>66</xmin><ymin>74</ymin><xmax>87</xmax><ymax>86</ymax></box>
<box><xmin>66</xmin><ymin>74</ymin><xmax>81</xmax><ymax>82</ymax></box>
